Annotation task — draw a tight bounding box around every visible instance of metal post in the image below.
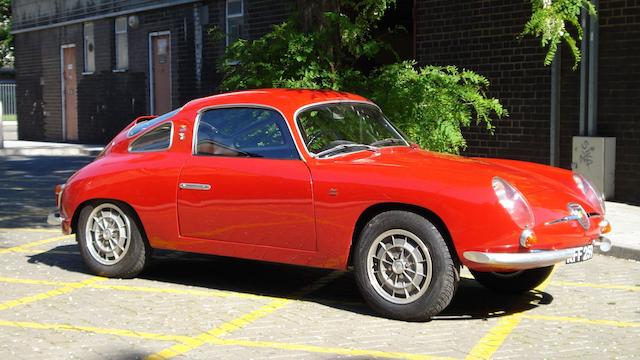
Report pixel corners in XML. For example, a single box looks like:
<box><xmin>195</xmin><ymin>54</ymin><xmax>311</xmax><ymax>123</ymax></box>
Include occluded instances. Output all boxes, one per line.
<box><xmin>579</xmin><ymin>8</ymin><xmax>589</xmax><ymax>136</ymax></box>
<box><xmin>587</xmin><ymin>0</ymin><xmax>599</xmax><ymax>136</ymax></box>
<box><xmin>550</xmin><ymin>49</ymin><xmax>561</xmax><ymax>166</ymax></box>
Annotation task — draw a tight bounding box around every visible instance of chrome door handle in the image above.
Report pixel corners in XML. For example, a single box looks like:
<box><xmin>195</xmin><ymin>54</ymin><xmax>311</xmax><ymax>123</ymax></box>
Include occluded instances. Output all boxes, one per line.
<box><xmin>179</xmin><ymin>183</ymin><xmax>211</xmax><ymax>191</ymax></box>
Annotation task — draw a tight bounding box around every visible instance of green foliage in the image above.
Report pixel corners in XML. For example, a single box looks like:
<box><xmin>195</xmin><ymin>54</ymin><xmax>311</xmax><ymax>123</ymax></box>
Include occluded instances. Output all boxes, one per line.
<box><xmin>369</xmin><ymin>62</ymin><xmax>506</xmax><ymax>154</ymax></box>
<box><xmin>0</xmin><ymin>0</ymin><xmax>11</xmax><ymax>66</ymax></box>
<box><xmin>220</xmin><ymin>1</ymin><xmax>506</xmax><ymax>154</ymax></box>
<box><xmin>523</xmin><ymin>0</ymin><xmax>596</xmax><ymax>68</ymax></box>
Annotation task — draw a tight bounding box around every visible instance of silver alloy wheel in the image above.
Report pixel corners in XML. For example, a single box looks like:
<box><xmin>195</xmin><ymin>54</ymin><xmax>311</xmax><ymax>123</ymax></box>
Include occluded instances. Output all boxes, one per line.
<box><xmin>84</xmin><ymin>203</ymin><xmax>132</xmax><ymax>265</ymax></box>
<box><xmin>366</xmin><ymin>229</ymin><xmax>433</xmax><ymax>304</ymax></box>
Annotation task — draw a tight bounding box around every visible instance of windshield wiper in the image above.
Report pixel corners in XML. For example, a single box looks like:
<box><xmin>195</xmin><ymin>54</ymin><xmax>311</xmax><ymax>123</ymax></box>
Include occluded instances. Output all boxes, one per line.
<box><xmin>315</xmin><ymin>143</ymin><xmax>379</xmax><ymax>158</ymax></box>
<box><xmin>370</xmin><ymin>138</ymin><xmax>406</xmax><ymax>147</ymax></box>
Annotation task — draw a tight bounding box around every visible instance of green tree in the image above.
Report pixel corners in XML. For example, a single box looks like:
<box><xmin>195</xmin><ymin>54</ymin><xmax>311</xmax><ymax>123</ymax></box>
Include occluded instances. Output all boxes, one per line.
<box><xmin>0</xmin><ymin>0</ymin><xmax>12</xmax><ymax>66</ymax></box>
<box><xmin>220</xmin><ymin>0</ymin><xmax>594</xmax><ymax>153</ymax></box>
<box><xmin>523</xmin><ymin>0</ymin><xmax>596</xmax><ymax>67</ymax></box>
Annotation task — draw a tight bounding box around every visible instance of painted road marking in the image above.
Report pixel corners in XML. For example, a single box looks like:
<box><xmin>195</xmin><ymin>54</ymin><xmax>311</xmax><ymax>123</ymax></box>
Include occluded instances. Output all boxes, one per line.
<box><xmin>145</xmin><ymin>271</ymin><xmax>344</xmax><ymax>360</ymax></box>
<box><xmin>0</xmin><ymin>319</ymin><xmax>195</xmax><ymax>344</ymax></box>
<box><xmin>0</xmin><ymin>235</ymin><xmax>73</xmax><ymax>254</ymax></box>
<box><xmin>0</xmin><ymin>276</ymin><xmax>277</xmax><ymax>301</ymax></box>
<box><xmin>464</xmin><ymin>267</ymin><xmax>556</xmax><ymax>360</ymax></box>
<box><xmin>209</xmin><ymin>337</ymin><xmax>455</xmax><ymax>360</ymax></box>
<box><xmin>0</xmin><ymin>318</ymin><xmax>454</xmax><ymax>360</ymax></box>
<box><xmin>551</xmin><ymin>280</ymin><xmax>640</xmax><ymax>292</ymax></box>
<box><xmin>519</xmin><ymin>314</ymin><xmax>640</xmax><ymax>328</ymax></box>
<box><xmin>0</xmin><ymin>277</ymin><xmax>105</xmax><ymax>311</ymax></box>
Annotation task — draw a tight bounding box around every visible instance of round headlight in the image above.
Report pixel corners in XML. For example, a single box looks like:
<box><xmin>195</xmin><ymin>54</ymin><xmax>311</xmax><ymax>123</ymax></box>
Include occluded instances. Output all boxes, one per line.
<box><xmin>492</xmin><ymin>177</ymin><xmax>535</xmax><ymax>229</ymax></box>
<box><xmin>573</xmin><ymin>173</ymin><xmax>605</xmax><ymax>214</ymax></box>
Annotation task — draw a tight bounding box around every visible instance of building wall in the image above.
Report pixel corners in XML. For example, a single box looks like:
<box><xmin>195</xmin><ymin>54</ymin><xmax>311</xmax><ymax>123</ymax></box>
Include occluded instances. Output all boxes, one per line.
<box><xmin>415</xmin><ymin>0</ymin><xmax>552</xmax><ymax>165</ymax></box>
<box><xmin>12</xmin><ymin>0</ymin><xmax>200</xmax><ymax>32</ymax></box>
<box><xmin>16</xmin><ymin>2</ymin><xmax>207</xmax><ymax>143</ymax></box>
<box><xmin>15</xmin><ymin>0</ymin><xmax>293</xmax><ymax>144</ymax></box>
<box><xmin>598</xmin><ymin>2</ymin><xmax>640</xmax><ymax>203</ymax></box>
<box><xmin>559</xmin><ymin>3</ymin><xmax>640</xmax><ymax>203</ymax></box>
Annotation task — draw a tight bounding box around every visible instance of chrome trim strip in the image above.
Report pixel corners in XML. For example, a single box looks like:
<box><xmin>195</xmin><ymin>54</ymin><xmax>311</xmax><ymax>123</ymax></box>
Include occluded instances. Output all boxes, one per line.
<box><xmin>179</xmin><ymin>183</ymin><xmax>211</xmax><ymax>191</ymax></box>
<box><xmin>291</xmin><ymin>100</ymin><xmax>409</xmax><ymax>159</ymax></box>
<box><xmin>56</xmin><ymin>184</ymin><xmax>65</xmax><ymax>210</ymax></box>
<box><xmin>193</xmin><ymin>103</ymin><xmax>305</xmax><ymax>161</ymax></box>
<box><xmin>544</xmin><ymin>214</ymin><xmax>580</xmax><ymax>226</ymax></box>
<box><xmin>463</xmin><ymin>247</ymin><xmax>585</xmax><ymax>270</ymax></box>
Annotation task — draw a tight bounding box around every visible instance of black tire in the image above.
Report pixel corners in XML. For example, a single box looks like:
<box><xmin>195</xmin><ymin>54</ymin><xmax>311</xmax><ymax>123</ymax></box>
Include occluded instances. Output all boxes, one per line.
<box><xmin>354</xmin><ymin>211</ymin><xmax>458</xmax><ymax>321</ymax></box>
<box><xmin>77</xmin><ymin>202</ymin><xmax>151</xmax><ymax>278</ymax></box>
<box><xmin>470</xmin><ymin>266</ymin><xmax>554</xmax><ymax>294</ymax></box>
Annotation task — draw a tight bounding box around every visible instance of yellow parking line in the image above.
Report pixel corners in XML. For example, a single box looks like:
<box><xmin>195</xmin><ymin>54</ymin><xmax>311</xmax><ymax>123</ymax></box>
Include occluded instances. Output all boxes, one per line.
<box><xmin>146</xmin><ymin>271</ymin><xmax>344</xmax><ymax>360</ymax></box>
<box><xmin>0</xmin><ymin>276</ymin><xmax>70</xmax><ymax>286</ymax></box>
<box><xmin>0</xmin><ymin>276</ymin><xmax>105</xmax><ymax>311</ymax></box>
<box><xmin>0</xmin><ymin>276</ymin><xmax>277</xmax><ymax>301</ymax></box>
<box><xmin>210</xmin><ymin>338</ymin><xmax>455</xmax><ymax>360</ymax></box>
<box><xmin>519</xmin><ymin>314</ymin><xmax>640</xmax><ymax>328</ymax></box>
<box><xmin>464</xmin><ymin>267</ymin><xmax>556</xmax><ymax>360</ymax></box>
<box><xmin>551</xmin><ymin>280</ymin><xmax>640</xmax><ymax>292</ymax></box>
<box><xmin>0</xmin><ymin>318</ymin><xmax>452</xmax><ymax>360</ymax></box>
<box><xmin>0</xmin><ymin>235</ymin><xmax>73</xmax><ymax>254</ymax></box>
<box><xmin>0</xmin><ymin>319</ymin><xmax>195</xmax><ymax>344</ymax></box>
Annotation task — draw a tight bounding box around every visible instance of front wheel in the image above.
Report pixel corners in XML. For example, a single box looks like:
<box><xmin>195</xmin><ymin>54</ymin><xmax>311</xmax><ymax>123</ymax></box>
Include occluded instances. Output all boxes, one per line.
<box><xmin>77</xmin><ymin>202</ymin><xmax>151</xmax><ymax>278</ymax></box>
<box><xmin>470</xmin><ymin>266</ymin><xmax>554</xmax><ymax>294</ymax></box>
<box><xmin>354</xmin><ymin>211</ymin><xmax>459</xmax><ymax>321</ymax></box>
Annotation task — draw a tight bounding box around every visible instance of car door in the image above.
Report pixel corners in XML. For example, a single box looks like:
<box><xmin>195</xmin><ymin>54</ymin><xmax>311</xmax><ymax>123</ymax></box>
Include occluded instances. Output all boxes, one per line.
<box><xmin>177</xmin><ymin>106</ymin><xmax>316</xmax><ymax>251</ymax></box>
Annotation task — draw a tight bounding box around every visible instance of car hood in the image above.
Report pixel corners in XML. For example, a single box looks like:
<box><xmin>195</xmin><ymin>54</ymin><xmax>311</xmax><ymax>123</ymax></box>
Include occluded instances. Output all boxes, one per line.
<box><xmin>333</xmin><ymin>147</ymin><xmax>580</xmax><ymax>200</ymax></box>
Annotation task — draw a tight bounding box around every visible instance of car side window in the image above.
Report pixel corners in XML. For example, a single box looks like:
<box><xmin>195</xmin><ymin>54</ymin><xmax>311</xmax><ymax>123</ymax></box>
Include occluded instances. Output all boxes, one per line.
<box><xmin>129</xmin><ymin>123</ymin><xmax>173</xmax><ymax>152</ymax></box>
<box><xmin>195</xmin><ymin>107</ymin><xmax>298</xmax><ymax>159</ymax></box>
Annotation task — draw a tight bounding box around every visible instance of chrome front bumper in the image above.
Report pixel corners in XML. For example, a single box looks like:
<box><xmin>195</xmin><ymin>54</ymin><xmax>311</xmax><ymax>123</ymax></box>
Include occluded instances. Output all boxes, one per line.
<box><xmin>463</xmin><ymin>237</ymin><xmax>611</xmax><ymax>270</ymax></box>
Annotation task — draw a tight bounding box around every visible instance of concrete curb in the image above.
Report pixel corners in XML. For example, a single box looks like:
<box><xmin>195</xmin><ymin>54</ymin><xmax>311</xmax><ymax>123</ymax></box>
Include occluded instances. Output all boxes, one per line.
<box><xmin>596</xmin><ymin>245</ymin><xmax>640</xmax><ymax>262</ymax></box>
<box><xmin>0</xmin><ymin>147</ymin><xmax>102</xmax><ymax>157</ymax></box>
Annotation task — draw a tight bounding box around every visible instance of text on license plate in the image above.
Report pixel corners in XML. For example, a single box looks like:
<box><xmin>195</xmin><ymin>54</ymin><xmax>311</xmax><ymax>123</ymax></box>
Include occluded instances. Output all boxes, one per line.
<box><xmin>566</xmin><ymin>244</ymin><xmax>594</xmax><ymax>264</ymax></box>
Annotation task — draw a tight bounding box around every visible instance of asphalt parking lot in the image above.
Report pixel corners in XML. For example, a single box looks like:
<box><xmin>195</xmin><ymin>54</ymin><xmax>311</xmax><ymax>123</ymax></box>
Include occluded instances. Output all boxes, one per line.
<box><xmin>1</xmin><ymin>155</ymin><xmax>639</xmax><ymax>359</ymax></box>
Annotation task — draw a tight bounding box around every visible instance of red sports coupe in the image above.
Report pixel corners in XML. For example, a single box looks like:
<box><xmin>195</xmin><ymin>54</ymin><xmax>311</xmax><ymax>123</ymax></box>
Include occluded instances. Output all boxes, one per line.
<box><xmin>48</xmin><ymin>89</ymin><xmax>612</xmax><ymax>320</ymax></box>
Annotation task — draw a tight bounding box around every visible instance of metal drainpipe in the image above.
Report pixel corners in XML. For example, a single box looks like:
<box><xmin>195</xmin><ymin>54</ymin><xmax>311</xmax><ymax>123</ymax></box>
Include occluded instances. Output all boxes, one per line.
<box><xmin>587</xmin><ymin>0</ymin><xmax>599</xmax><ymax>136</ymax></box>
<box><xmin>550</xmin><ymin>49</ymin><xmax>561</xmax><ymax>166</ymax></box>
<box><xmin>579</xmin><ymin>8</ymin><xmax>589</xmax><ymax>136</ymax></box>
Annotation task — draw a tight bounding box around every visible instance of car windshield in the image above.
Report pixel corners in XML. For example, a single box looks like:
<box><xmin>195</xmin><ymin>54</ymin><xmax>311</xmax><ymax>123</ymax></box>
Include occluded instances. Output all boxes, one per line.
<box><xmin>296</xmin><ymin>103</ymin><xmax>409</xmax><ymax>157</ymax></box>
<box><xmin>128</xmin><ymin>108</ymin><xmax>180</xmax><ymax>137</ymax></box>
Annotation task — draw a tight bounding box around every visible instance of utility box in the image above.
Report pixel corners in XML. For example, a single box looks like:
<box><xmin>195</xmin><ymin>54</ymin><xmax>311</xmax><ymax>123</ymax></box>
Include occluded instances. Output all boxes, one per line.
<box><xmin>572</xmin><ymin>136</ymin><xmax>616</xmax><ymax>199</ymax></box>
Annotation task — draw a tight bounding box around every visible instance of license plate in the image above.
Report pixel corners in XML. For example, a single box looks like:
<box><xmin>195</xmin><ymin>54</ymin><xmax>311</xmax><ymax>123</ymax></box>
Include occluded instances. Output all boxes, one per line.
<box><xmin>566</xmin><ymin>244</ymin><xmax>594</xmax><ymax>264</ymax></box>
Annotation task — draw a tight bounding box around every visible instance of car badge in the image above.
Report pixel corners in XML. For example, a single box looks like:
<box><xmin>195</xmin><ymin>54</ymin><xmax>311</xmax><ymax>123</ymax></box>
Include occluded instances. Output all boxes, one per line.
<box><xmin>567</xmin><ymin>203</ymin><xmax>590</xmax><ymax>230</ymax></box>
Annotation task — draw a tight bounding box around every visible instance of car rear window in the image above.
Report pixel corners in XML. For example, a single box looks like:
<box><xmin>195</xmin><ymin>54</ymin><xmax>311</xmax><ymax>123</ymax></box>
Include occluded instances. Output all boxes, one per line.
<box><xmin>129</xmin><ymin>123</ymin><xmax>173</xmax><ymax>152</ymax></box>
<box><xmin>128</xmin><ymin>108</ymin><xmax>179</xmax><ymax>137</ymax></box>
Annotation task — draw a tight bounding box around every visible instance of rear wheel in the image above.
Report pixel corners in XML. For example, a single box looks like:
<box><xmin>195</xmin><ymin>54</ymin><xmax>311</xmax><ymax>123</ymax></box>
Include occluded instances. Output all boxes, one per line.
<box><xmin>77</xmin><ymin>202</ymin><xmax>150</xmax><ymax>278</ymax></box>
<box><xmin>354</xmin><ymin>211</ymin><xmax>458</xmax><ymax>321</ymax></box>
<box><xmin>470</xmin><ymin>266</ymin><xmax>554</xmax><ymax>293</ymax></box>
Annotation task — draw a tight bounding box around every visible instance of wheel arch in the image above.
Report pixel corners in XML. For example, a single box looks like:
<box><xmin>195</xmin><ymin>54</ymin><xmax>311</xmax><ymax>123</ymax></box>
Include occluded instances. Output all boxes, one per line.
<box><xmin>71</xmin><ymin>198</ymin><xmax>149</xmax><ymax>246</ymax></box>
<box><xmin>348</xmin><ymin>202</ymin><xmax>460</xmax><ymax>267</ymax></box>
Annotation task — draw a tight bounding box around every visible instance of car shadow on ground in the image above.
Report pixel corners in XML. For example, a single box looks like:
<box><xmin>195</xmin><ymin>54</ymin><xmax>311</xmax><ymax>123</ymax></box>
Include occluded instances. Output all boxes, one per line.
<box><xmin>26</xmin><ymin>245</ymin><xmax>553</xmax><ymax>322</ymax></box>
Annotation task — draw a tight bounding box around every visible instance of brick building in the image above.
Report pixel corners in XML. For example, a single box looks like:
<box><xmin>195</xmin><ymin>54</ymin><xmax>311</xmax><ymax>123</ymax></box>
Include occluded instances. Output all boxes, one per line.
<box><xmin>12</xmin><ymin>0</ymin><xmax>640</xmax><ymax>202</ymax></box>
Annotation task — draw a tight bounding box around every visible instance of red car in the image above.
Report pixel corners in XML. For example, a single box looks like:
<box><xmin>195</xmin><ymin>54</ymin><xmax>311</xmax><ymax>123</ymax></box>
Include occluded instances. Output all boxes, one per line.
<box><xmin>48</xmin><ymin>89</ymin><xmax>612</xmax><ymax>320</ymax></box>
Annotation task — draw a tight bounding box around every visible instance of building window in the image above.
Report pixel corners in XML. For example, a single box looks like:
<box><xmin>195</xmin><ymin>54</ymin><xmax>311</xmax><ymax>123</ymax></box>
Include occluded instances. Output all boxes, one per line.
<box><xmin>226</xmin><ymin>0</ymin><xmax>244</xmax><ymax>46</ymax></box>
<box><xmin>115</xmin><ymin>16</ymin><xmax>128</xmax><ymax>70</ymax></box>
<box><xmin>83</xmin><ymin>22</ymin><xmax>95</xmax><ymax>73</ymax></box>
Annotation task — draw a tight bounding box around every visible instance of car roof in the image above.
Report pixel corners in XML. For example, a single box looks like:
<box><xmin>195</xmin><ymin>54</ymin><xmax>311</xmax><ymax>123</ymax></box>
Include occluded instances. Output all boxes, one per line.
<box><xmin>181</xmin><ymin>88</ymin><xmax>372</xmax><ymax>115</ymax></box>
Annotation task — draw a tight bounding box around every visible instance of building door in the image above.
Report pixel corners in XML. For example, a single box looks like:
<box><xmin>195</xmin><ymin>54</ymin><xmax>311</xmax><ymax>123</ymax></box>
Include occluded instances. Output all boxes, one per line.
<box><xmin>61</xmin><ymin>45</ymin><xmax>78</xmax><ymax>141</ymax></box>
<box><xmin>149</xmin><ymin>32</ymin><xmax>171</xmax><ymax>115</ymax></box>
